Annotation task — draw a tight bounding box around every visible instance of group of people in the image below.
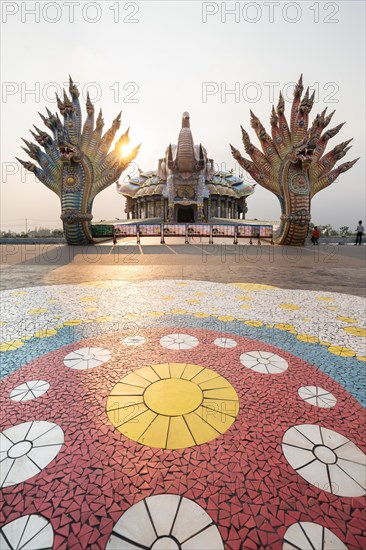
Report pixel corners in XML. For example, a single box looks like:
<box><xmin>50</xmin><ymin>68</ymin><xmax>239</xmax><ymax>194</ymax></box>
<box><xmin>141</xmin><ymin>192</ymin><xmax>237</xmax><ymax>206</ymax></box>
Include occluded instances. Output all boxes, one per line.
<box><xmin>310</xmin><ymin>221</ymin><xmax>364</xmax><ymax>246</ymax></box>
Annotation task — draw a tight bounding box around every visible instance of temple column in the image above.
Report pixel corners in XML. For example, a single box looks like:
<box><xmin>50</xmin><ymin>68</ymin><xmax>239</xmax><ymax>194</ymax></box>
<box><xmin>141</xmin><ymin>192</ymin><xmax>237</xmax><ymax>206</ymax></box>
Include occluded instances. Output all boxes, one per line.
<box><xmin>215</xmin><ymin>199</ymin><xmax>219</xmax><ymax>217</ymax></box>
<box><xmin>207</xmin><ymin>197</ymin><xmax>211</xmax><ymax>221</ymax></box>
<box><xmin>225</xmin><ymin>199</ymin><xmax>229</xmax><ymax>219</ymax></box>
<box><xmin>161</xmin><ymin>197</ymin><xmax>164</xmax><ymax>221</ymax></box>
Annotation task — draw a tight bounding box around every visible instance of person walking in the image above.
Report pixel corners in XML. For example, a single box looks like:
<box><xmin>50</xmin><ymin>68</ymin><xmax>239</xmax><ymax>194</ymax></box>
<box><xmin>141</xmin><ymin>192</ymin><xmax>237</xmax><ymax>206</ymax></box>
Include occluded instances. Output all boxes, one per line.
<box><xmin>311</xmin><ymin>226</ymin><xmax>320</xmax><ymax>245</ymax></box>
<box><xmin>355</xmin><ymin>220</ymin><xmax>364</xmax><ymax>245</ymax></box>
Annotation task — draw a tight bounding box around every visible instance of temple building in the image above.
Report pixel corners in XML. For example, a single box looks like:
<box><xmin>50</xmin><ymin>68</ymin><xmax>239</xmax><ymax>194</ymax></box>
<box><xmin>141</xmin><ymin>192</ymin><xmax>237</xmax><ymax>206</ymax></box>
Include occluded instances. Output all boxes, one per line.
<box><xmin>117</xmin><ymin>112</ymin><xmax>255</xmax><ymax>223</ymax></box>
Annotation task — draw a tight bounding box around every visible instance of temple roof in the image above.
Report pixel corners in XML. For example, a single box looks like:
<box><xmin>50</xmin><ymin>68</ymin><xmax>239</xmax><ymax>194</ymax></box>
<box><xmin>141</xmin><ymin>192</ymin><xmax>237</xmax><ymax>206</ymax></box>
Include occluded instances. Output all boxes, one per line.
<box><xmin>117</xmin><ymin>170</ymin><xmax>255</xmax><ymax>199</ymax></box>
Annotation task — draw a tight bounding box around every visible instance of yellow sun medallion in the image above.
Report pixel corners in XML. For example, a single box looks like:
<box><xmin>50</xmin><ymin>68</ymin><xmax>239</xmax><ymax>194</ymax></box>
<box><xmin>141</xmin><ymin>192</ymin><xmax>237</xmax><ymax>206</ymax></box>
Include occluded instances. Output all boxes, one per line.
<box><xmin>106</xmin><ymin>363</ymin><xmax>239</xmax><ymax>449</ymax></box>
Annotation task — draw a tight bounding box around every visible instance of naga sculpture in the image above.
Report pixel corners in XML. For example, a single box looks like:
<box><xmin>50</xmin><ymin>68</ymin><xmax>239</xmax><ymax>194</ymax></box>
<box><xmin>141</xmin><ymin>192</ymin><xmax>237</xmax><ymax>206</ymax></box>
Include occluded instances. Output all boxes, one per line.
<box><xmin>230</xmin><ymin>75</ymin><xmax>359</xmax><ymax>245</ymax></box>
<box><xmin>17</xmin><ymin>77</ymin><xmax>139</xmax><ymax>245</ymax></box>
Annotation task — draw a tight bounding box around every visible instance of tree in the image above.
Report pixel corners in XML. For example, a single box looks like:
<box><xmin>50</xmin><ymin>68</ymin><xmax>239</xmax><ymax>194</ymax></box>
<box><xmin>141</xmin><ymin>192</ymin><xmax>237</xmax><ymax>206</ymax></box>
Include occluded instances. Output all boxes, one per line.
<box><xmin>339</xmin><ymin>226</ymin><xmax>350</xmax><ymax>237</ymax></box>
<box><xmin>320</xmin><ymin>224</ymin><xmax>333</xmax><ymax>237</ymax></box>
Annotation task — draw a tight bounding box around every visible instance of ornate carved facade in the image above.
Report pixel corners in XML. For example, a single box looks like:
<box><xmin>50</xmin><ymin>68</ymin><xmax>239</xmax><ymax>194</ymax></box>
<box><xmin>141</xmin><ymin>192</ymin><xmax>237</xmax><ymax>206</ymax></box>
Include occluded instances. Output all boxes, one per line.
<box><xmin>117</xmin><ymin>113</ymin><xmax>255</xmax><ymax>222</ymax></box>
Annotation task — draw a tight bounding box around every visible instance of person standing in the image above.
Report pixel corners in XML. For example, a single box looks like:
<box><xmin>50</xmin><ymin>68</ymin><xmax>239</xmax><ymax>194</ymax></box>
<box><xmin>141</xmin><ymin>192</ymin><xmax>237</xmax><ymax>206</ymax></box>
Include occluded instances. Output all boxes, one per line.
<box><xmin>355</xmin><ymin>220</ymin><xmax>364</xmax><ymax>245</ymax></box>
<box><xmin>311</xmin><ymin>226</ymin><xmax>320</xmax><ymax>245</ymax></box>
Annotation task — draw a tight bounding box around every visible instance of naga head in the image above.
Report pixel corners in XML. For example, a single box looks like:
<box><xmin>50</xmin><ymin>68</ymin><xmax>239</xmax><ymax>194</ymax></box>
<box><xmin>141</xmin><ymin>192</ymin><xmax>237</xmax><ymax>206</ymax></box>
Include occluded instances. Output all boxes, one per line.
<box><xmin>291</xmin><ymin>136</ymin><xmax>317</xmax><ymax>167</ymax></box>
<box><xmin>59</xmin><ymin>142</ymin><xmax>82</xmax><ymax>163</ymax></box>
<box><xmin>58</xmin><ymin>115</ymin><xmax>83</xmax><ymax>163</ymax></box>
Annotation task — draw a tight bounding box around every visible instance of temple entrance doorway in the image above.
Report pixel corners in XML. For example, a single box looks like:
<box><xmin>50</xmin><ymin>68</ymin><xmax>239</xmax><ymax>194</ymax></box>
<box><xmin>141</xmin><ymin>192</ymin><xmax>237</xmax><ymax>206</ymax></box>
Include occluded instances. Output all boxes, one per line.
<box><xmin>176</xmin><ymin>205</ymin><xmax>196</xmax><ymax>223</ymax></box>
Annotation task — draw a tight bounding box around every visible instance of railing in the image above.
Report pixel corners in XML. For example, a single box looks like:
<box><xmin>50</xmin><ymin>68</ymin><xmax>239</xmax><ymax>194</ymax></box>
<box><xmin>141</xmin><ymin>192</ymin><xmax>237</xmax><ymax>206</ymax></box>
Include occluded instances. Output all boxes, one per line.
<box><xmin>108</xmin><ymin>223</ymin><xmax>274</xmax><ymax>245</ymax></box>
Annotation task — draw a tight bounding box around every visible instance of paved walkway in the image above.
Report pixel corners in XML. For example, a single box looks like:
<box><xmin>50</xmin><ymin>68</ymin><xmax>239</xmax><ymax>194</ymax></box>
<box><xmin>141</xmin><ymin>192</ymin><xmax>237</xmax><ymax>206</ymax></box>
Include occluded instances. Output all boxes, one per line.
<box><xmin>1</xmin><ymin>242</ymin><xmax>365</xmax><ymax>296</ymax></box>
<box><xmin>0</xmin><ymin>244</ymin><xmax>365</xmax><ymax>549</ymax></box>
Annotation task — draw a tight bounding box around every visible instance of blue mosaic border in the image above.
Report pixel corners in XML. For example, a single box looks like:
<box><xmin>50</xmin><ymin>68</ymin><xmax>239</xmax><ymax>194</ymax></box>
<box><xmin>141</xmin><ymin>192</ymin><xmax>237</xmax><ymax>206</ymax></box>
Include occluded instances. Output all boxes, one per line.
<box><xmin>0</xmin><ymin>314</ymin><xmax>365</xmax><ymax>407</ymax></box>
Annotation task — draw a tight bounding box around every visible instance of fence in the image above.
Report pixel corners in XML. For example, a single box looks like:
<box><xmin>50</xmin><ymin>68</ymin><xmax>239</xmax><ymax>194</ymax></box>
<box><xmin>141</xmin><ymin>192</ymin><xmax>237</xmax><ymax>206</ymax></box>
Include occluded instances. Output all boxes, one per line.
<box><xmin>107</xmin><ymin>223</ymin><xmax>274</xmax><ymax>245</ymax></box>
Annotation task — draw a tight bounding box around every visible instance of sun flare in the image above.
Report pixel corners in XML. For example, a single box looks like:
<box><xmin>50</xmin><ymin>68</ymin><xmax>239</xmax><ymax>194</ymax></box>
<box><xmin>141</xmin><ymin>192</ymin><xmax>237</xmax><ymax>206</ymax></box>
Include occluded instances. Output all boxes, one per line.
<box><xmin>120</xmin><ymin>143</ymin><xmax>135</xmax><ymax>158</ymax></box>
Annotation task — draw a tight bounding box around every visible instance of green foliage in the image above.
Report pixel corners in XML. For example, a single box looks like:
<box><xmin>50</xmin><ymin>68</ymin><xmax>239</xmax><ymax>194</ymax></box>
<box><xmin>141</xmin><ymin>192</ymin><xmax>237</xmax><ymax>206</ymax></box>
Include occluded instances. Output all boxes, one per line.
<box><xmin>339</xmin><ymin>226</ymin><xmax>350</xmax><ymax>237</ymax></box>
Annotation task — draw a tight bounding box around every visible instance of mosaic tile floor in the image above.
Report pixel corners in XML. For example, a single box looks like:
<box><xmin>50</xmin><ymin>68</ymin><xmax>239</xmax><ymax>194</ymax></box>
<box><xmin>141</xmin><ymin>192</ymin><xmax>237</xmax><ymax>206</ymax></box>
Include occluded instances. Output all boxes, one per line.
<box><xmin>0</xmin><ymin>280</ymin><xmax>365</xmax><ymax>549</ymax></box>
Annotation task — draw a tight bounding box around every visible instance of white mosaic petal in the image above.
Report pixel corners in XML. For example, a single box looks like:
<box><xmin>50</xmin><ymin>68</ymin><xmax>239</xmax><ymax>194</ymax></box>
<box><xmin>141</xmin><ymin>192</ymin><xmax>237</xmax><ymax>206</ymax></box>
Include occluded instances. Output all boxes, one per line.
<box><xmin>240</xmin><ymin>359</ymin><xmax>259</xmax><ymax>369</ymax></box>
<box><xmin>106</xmin><ymin>495</ymin><xmax>223</xmax><ymax>549</ymax></box>
<box><xmin>294</xmin><ymin>425</ymin><xmax>323</xmax><ymax>446</ymax></box>
<box><xmin>282</xmin><ymin>444</ymin><xmax>315</xmax><ymax>470</ymax></box>
<box><xmin>327</xmin><ymin>463</ymin><xmax>365</xmax><ymax>497</ymax></box>
<box><xmin>320</xmin><ymin>427</ymin><xmax>349</xmax><ymax>449</ymax></box>
<box><xmin>10</xmin><ymin>380</ymin><xmax>50</xmax><ymax>402</ymax></box>
<box><xmin>335</xmin><ymin>440</ymin><xmax>366</xmax><ymax>464</ymax></box>
<box><xmin>171</xmin><ymin>497</ymin><xmax>213</xmax><ymax>541</ymax></box>
<box><xmin>0</xmin><ymin>535</ymin><xmax>11</xmax><ymax>550</ymax></box>
<box><xmin>240</xmin><ymin>351</ymin><xmax>288</xmax><ymax>374</ymax></box>
<box><xmin>160</xmin><ymin>334</ymin><xmax>199</xmax><ymax>350</ymax></box>
<box><xmin>3</xmin><ymin>455</ymin><xmax>41</xmax><ymax>488</ymax></box>
<box><xmin>0</xmin><ymin>514</ymin><xmax>54</xmax><ymax>550</ymax></box>
<box><xmin>145</xmin><ymin>494</ymin><xmax>181</xmax><ymax>536</ymax></box>
<box><xmin>336</xmin><ymin>458</ymin><xmax>366</xmax><ymax>489</ymax></box>
<box><xmin>106</xmin><ymin>538</ymin><xmax>141</xmax><ymax>550</ymax></box>
<box><xmin>213</xmin><ymin>338</ymin><xmax>237</xmax><ymax>348</ymax></box>
<box><xmin>0</xmin><ymin>458</ymin><xmax>15</xmax><ymax>487</ymax></box>
<box><xmin>283</xmin><ymin>522</ymin><xmax>347</xmax><ymax>550</ymax></box>
<box><xmin>282</xmin><ymin>425</ymin><xmax>366</xmax><ymax>496</ymax></box>
<box><xmin>64</xmin><ymin>347</ymin><xmax>111</xmax><ymax>370</ymax></box>
<box><xmin>296</xmin><ymin>459</ymin><xmax>329</xmax><ymax>487</ymax></box>
<box><xmin>181</xmin><ymin>525</ymin><xmax>224</xmax><ymax>549</ymax></box>
<box><xmin>0</xmin><ymin>515</ymin><xmax>29</xmax><ymax>549</ymax></box>
<box><xmin>0</xmin><ymin>422</ymin><xmax>64</xmax><ymax>488</ymax></box>
<box><xmin>298</xmin><ymin>386</ymin><xmax>337</xmax><ymax>408</ymax></box>
<box><xmin>107</xmin><ymin>499</ymin><xmax>156</xmax><ymax>546</ymax></box>
<box><xmin>123</xmin><ymin>336</ymin><xmax>146</xmax><ymax>346</ymax></box>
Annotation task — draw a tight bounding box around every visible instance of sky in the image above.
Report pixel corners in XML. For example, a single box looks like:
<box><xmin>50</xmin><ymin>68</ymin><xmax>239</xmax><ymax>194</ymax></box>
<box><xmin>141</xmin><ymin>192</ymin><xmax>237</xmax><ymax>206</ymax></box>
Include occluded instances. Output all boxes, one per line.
<box><xmin>1</xmin><ymin>0</ymin><xmax>365</xmax><ymax>232</ymax></box>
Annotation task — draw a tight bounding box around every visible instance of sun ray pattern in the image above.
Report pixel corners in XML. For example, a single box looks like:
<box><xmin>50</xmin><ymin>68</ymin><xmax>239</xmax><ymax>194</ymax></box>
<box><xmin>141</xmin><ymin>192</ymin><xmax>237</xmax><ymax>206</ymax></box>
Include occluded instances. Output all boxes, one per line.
<box><xmin>106</xmin><ymin>363</ymin><xmax>239</xmax><ymax>449</ymax></box>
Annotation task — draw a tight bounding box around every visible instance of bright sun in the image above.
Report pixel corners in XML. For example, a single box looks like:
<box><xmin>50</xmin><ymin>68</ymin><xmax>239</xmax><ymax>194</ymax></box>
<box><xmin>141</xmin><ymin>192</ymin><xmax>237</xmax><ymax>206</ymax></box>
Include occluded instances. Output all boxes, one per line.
<box><xmin>120</xmin><ymin>143</ymin><xmax>134</xmax><ymax>158</ymax></box>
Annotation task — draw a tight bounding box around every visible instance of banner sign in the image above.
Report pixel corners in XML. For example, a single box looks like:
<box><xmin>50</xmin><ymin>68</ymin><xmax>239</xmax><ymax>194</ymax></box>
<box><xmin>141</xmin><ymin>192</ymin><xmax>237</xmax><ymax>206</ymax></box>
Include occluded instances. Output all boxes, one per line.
<box><xmin>212</xmin><ymin>225</ymin><xmax>235</xmax><ymax>237</ymax></box>
<box><xmin>259</xmin><ymin>225</ymin><xmax>273</xmax><ymax>237</ymax></box>
<box><xmin>92</xmin><ymin>222</ymin><xmax>274</xmax><ymax>242</ymax></box>
<box><xmin>187</xmin><ymin>224</ymin><xmax>211</xmax><ymax>237</ymax></box>
<box><xmin>163</xmin><ymin>224</ymin><xmax>187</xmax><ymax>236</ymax></box>
<box><xmin>138</xmin><ymin>224</ymin><xmax>161</xmax><ymax>237</ymax></box>
<box><xmin>91</xmin><ymin>224</ymin><xmax>114</xmax><ymax>237</ymax></box>
<box><xmin>237</xmin><ymin>225</ymin><xmax>273</xmax><ymax>238</ymax></box>
<box><xmin>114</xmin><ymin>224</ymin><xmax>137</xmax><ymax>236</ymax></box>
